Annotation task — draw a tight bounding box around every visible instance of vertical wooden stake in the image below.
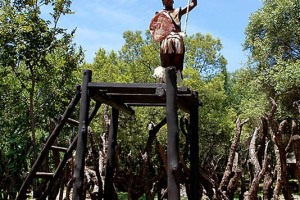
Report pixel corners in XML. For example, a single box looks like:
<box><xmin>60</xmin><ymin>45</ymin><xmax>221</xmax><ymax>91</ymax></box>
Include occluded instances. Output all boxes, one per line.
<box><xmin>166</xmin><ymin>67</ymin><xmax>180</xmax><ymax>200</ymax></box>
<box><xmin>189</xmin><ymin>91</ymin><xmax>200</xmax><ymax>200</ymax></box>
<box><xmin>72</xmin><ymin>70</ymin><xmax>92</xmax><ymax>200</ymax></box>
<box><xmin>104</xmin><ymin>107</ymin><xmax>119</xmax><ymax>200</ymax></box>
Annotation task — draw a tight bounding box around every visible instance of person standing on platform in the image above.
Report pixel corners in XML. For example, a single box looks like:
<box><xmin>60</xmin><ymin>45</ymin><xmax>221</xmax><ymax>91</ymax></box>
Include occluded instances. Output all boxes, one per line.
<box><xmin>150</xmin><ymin>0</ymin><xmax>197</xmax><ymax>82</ymax></box>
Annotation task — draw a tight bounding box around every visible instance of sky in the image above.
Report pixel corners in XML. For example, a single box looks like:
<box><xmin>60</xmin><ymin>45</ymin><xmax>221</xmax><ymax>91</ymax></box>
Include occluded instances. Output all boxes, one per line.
<box><xmin>56</xmin><ymin>0</ymin><xmax>263</xmax><ymax>72</ymax></box>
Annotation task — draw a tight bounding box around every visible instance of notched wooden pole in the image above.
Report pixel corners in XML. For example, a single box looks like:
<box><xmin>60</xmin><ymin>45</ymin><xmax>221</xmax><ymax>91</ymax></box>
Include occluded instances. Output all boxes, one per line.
<box><xmin>166</xmin><ymin>67</ymin><xmax>180</xmax><ymax>200</ymax></box>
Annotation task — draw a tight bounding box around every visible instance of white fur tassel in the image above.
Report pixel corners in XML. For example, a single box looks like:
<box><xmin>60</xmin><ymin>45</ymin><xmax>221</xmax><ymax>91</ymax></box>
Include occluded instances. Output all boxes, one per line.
<box><xmin>153</xmin><ymin>66</ymin><xmax>182</xmax><ymax>84</ymax></box>
<box><xmin>153</xmin><ymin>66</ymin><xmax>166</xmax><ymax>82</ymax></box>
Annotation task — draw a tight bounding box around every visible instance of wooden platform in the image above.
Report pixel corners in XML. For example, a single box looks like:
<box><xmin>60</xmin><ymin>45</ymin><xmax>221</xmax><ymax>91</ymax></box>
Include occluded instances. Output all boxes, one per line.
<box><xmin>16</xmin><ymin>69</ymin><xmax>200</xmax><ymax>200</ymax></box>
<box><xmin>88</xmin><ymin>82</ymin><xmax>199</xmax><ymax>115</ymax></box>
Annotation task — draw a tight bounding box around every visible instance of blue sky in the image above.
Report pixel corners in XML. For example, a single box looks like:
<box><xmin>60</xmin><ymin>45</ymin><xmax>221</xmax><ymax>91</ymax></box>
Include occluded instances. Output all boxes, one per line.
<box><xmin>57</xmin><ymin>0</ymin><xmax>263</xmax><ymax>72</ymax></box>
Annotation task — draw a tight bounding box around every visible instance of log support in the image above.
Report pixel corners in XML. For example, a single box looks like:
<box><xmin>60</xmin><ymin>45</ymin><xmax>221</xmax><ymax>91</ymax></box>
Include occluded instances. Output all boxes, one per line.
<box><xmin>166</xmin><ymin>67</ymin><xmax>180</xmax><ymax>200</ymax></box>
<box><xmin>104</xmin><ymin>108</ymin><xmax>119</xmax><ymax>200</ymax></box>
<box><xmin>189</xmin><ymin>91</ymin><xmax>200</xmax><ymax>200</ymax></box>
<box><xmin>72</xmin><ymin>70</ymin><xmax>92</xmax><ymax>199</ymax></box>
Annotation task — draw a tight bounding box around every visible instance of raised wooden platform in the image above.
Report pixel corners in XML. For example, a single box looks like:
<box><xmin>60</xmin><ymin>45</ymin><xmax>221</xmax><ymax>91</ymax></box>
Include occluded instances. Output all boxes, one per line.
<box><xmin>88</xmin><ymin>82</ymin><xmax>199</xmax><ymax>115</ymax></box>
<box><xmin>16</xmin><ymin>70</ymin><xmax>200</xmax><ymax>200</ymax></box>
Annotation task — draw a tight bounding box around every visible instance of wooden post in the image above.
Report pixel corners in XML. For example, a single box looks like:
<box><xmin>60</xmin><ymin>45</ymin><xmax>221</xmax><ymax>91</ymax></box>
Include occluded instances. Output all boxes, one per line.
<box><xmin>189</xmin><ymin>91</ymin><xmax>200</xmax><ymax>200</ymax></box>
<box><xmin>104</xmin><ymin>107</ymin><xmax>119</xmax><ymax>200</ymax></box>
<box><xmin>72</xmin><ymin>70</ymin><xmax>92</xmax><ymax>199</ymax></box>
<box><xmin>166</xmin><ymin>67</ymin><xmax>180</xmax><ymax>200</ymax></box>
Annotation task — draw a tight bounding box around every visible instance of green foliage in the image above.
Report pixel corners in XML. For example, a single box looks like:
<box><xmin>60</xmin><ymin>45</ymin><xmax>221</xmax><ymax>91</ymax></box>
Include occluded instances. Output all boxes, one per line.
<box><xmin>119</xmin><ymin>30</ymin><xmax>160</xmax><ymax>83</ymax></box>
<box><xmin>0</xmin><ymin>0</ymin><xmax>83</xmax><ymax>197</ymax></box>
<box><xmin>264</xmin><ymin>59</ymin><xmax>300</xmax><ymax>117</ymax></box>
<box><xmin>184</xmin><ymin>67</ymin><xmax>237</xmax><ymax>158</ymax></box>
<box><xmin>118</xmin><ymin>192</ymin><xmax>148</xmax><ymax>200</ymax></box>
<box><xmin>243</xmin><ymin>0</ymin><xmax>300</xmax><ymax>120</ymax></box>
<box><xmin>228</xmin><ymin>68</ymin><xmax>268</xmax><ymax>127</ymax></box>
<box><xmin>245</xmin><ymin>0</ymin><xmax>300</xmax><ymax>66</ymax></box>
<box><xmin>84</xmin><ymin>49</ymin><xmax>123</xmax><ymax>82</ymax></box>
<box><xmin>86</xmin><ymin>31</ymin><xmax>160</xmax><ymax>84</ymax></box>
<box><xmin>185</xmin><ymin>33</ymin><xmax>228</xmax><ymax>80</ymax></box>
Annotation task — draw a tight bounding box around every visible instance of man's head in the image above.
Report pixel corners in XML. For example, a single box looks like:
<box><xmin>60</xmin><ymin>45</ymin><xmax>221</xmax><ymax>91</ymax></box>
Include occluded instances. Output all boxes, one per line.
<box><xmin>162</xmin><ymin>0</ymin><xmax>174</xmax><ymax>8</ymax></box>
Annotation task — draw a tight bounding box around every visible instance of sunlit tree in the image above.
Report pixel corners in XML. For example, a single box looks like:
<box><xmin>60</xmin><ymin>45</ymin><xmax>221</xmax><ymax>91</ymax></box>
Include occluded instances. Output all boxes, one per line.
<box><xmin>0</xmin><ymin>0</ymin><xmax>83</xmax><ymax>197</ymax></box>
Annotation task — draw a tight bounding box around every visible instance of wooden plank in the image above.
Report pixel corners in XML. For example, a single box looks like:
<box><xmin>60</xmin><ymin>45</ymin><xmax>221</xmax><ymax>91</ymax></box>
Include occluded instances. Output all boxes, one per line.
<box><xmin>50</xmin><ymin>146</ymin><xmax>68</xmax><ymax>152</ymax></box>
<box><xmin>88</xmin><ymin>82</ymin><xmax>191</xmax><ymax>94</ymax></box>
<box><xmin>66</xmin><ymin>117</ymin><xmax>79</xmax><ymax>127</ymax></box>
<box><xmin>88</xmin><ymin>82</ymin><xmax>161</xmax><ymax>94</ymax></box>
<box><xmin>35</xmin><ymin>172</ymin><xmax>54</xmax><ymax>178</ymax></box>
<box><xmin>88</xmin><ymin>82</ymin><xmax>198</xmax><ymax>114</ymax></box>
<box><xmin>105</xmin><ymin>94</ymin><xmax>165</xmax><ymax>104</ymax></box>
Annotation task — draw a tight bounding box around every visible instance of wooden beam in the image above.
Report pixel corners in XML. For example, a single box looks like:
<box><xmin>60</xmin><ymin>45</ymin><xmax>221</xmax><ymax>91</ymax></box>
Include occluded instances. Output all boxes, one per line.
<box><xmin>88</xmin><ymin>82</ymin><xmax>191</xmax><ymax>94</ymax></box>
<box><xmin>91</xmin><ymin>91</ymin><xmax>135</xmax><ymax>115</ymax></box>
<box><xmin>35</xmin><ymin>172</ymin><xmax>54</xmax><ymax>178</ymax></box>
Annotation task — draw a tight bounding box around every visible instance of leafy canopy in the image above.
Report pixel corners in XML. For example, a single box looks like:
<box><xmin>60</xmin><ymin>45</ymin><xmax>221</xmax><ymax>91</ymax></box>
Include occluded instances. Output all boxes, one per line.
<box><xmin>243</xmin><ymin>0</ymin><xmax>300</xmax><ymax>119</ymax></box>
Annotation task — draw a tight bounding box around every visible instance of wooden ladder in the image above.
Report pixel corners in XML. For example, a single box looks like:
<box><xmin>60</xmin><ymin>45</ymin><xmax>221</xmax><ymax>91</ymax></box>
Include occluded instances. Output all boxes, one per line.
<box><xmin>17</xmin><ymin>84</ymin><xmax>99</xmax><ymax>200</ymax></box>
<box><xmin>16</xmin><ymin>84</ymin><xmax>102</xmax><ymax>199</ymax></box>
<box><xmin>16</xmin><ymin>86</ymin><xmax>82</xmax><ymax>199</ymax></box>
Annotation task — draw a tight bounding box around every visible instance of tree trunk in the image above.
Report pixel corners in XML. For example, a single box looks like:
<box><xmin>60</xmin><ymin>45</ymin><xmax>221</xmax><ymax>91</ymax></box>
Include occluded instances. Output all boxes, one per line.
<box><xmin>199</xmin><ymin>167</ymin><xmax>214</xmax><ymax>199</ymax></box>
<box><xmin>263</xmin><ymin>171</ymin><xmax>274</xmax><ymax>200</ymax></box>
<box><xmin>29</xmin><ymin>68</ymin><xmax>38</xmax><ymax>198</ymax></box>
<box><xmin>293</xmin><ymin>100</ymin><xmax>300</xmax><ymax>114</ymax></box>
<box><xmin>246</xmin><ymin>129</ymin><xmax>269</xmax><ymax>200</ymax></box>
<box><xmin>273</xmin><ymin>147</ymin><xmax>282</xmax><ymax>200</ymax></box>
<box><xmin>291</xmin><ymin>120</ymin><xmax>300</xmax><ymax>194</ymax></box>
<box><xmin>227</xmin><ymin>169</ymin><xmax>242</xmax><ymax>200</ymax></box>
<box><xmin>218</xmin><ymin>118</ymin><xmax>248</xmax><ymax>194</ymax></box>
<box><xmin>258</xmin><ymin>117</ymin><xmax>268</xmax><ymax>166</ymax></box>
<box><xmin>268</xmin><ymin>98</ymin><xmax>293</xmax><ymax>200</ymax></box>
<box><xmin>88</xmin><ymin>127</ymin><xmax>103</xmax><ymax>199</ymax></box>
<box><xmin>249</xmin><ymin>128</ymin><xmax>261</xmax><ymax>175</ymax></box>
<box><xmin>239</xmin><ymin>172</ymin><xmax>247</xmax><ymax>200</ymax></box>
<box><xmin>29</xmin><ymin>68</ymin><xmax>36</xmax><ymax>159</ymax></box>
<box><xmin>144</xmin><ymin>118</ymin><xmax>167</xmax><ymax>154</ymax></box>
<box><xmin>127</xmin><ymin>152</ymin><xmax>134</xmax><ymax>200</ymax></box>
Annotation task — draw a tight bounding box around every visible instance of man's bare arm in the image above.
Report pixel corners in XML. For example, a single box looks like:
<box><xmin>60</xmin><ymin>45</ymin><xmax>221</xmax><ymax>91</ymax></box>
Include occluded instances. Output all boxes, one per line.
<box><xmin>181</xmin><ymin>0</ymin><xmax>197</xmax><ymax>15</ymax></box>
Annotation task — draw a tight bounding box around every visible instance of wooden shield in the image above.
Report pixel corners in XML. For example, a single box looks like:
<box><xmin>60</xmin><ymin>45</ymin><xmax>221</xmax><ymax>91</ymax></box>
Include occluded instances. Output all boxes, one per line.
<box><xmin>149</xmin><ymin>12</ymin><xmax>174</xmax><ymax>42</ymax></box>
